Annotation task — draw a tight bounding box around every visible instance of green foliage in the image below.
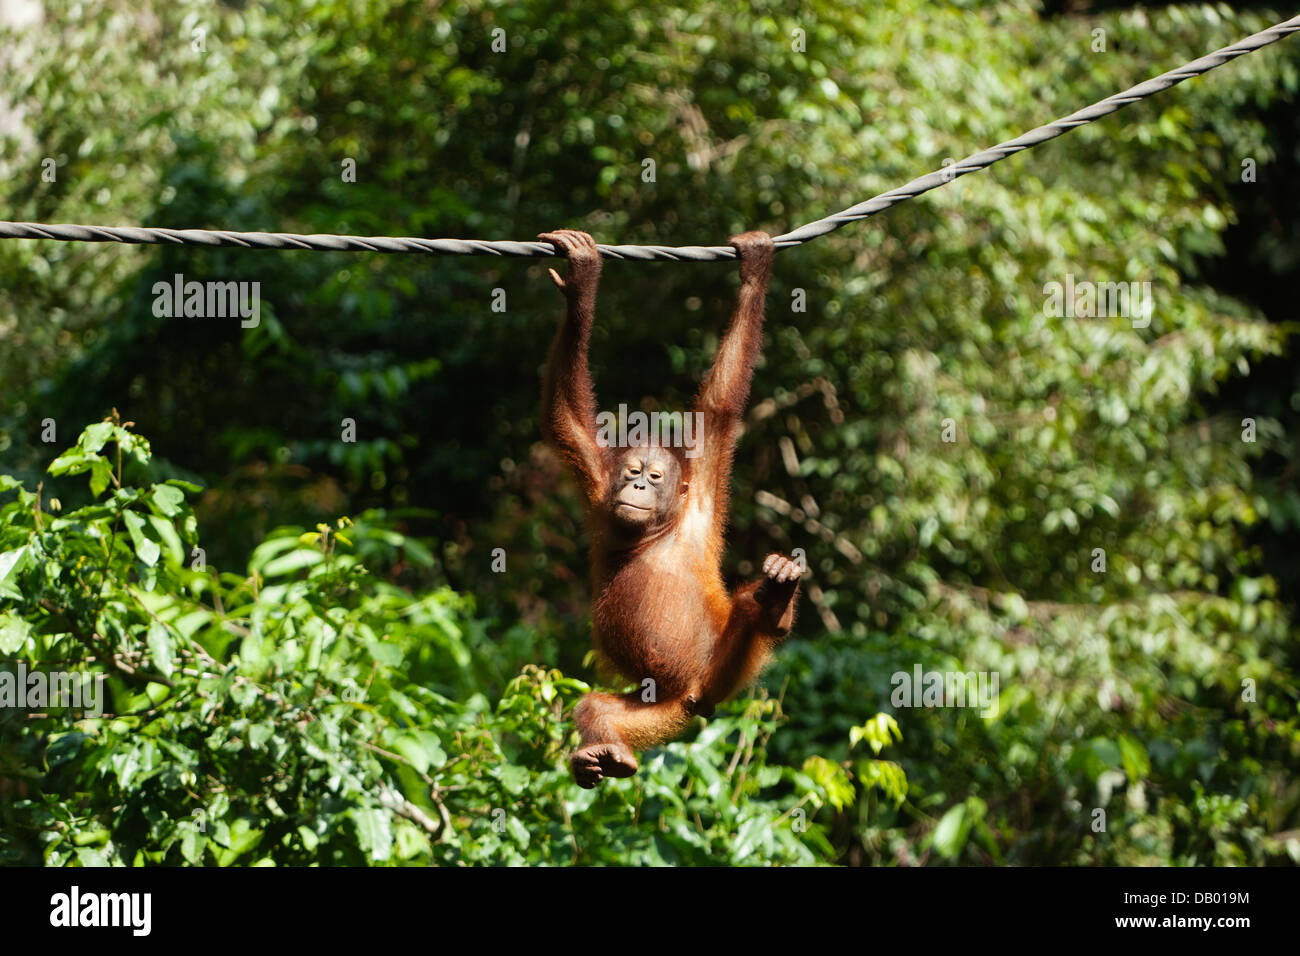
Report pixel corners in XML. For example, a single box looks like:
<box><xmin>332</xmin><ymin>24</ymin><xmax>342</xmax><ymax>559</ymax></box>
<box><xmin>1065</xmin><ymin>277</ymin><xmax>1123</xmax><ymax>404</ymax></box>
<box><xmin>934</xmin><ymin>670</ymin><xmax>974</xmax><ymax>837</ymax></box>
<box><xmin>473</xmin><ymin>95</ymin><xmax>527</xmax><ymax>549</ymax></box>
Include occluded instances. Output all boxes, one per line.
<box><xmin>0</xmin><ymin>421</ymin><xmax>886</xmax><ymax>865</ymax></box>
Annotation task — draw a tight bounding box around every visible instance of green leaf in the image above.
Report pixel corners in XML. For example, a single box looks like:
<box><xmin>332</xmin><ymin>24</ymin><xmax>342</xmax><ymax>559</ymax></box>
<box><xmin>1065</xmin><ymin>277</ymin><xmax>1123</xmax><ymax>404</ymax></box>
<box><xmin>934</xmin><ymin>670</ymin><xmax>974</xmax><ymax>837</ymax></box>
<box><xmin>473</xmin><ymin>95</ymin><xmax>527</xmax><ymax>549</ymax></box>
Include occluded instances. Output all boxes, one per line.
<box><xmin>1117</xmin><ymin>734</ymin><xmax>1150</xmax><ymax>783</ymax></box>
<box><xmin>499</xmin><ymin>763</ymin><xmax>529</xmax><ymax>795</ymax></box>
<box><xmin>0</xmin><ymin>610</ymin><xmax>33</xmax><ymax>654</ymax></box>
<box><xmin>248</xmin><ymin>722</ymin><xmax>274</xmax><ymax>750</ymax></box>
<box><xmin>856</xmin><ymin>759</ymin><xmax>909</xmax><ymax>807</ymax></box>
<box><xmin>180</xmin><ymin>827</ymin><xmax>207</xmax><ymax>864</ymax></box>
<box><xmin>351</xmin><ymin>808</ymin><xmax>393</xmax><ymax>862</ymax></box>
<box><xmin>261</xmin><ymin>548</ymin><xmax>324</xmax><ymax>577</ymax></box>
<box><xmin>48</xmin><ymin>450</ymin><xmax>113</xmax><ymax>496</ymax></box>
<box><xmin>146</xmin><ymin>514</ymin><xmax>185</xmax><ymax>565</ymax></box>
<box><xmin>0</xmin><ymin>546</ymin><xmax>30</xmax><ymax>598</ymax></box>
<box><xmin>800</xmin><ymin>755</ymin><xmax>855</xmax><ymax>811</ymax></box>
<box><xmin>211</xmin><ymin>818</ymin><xmax>264</xmax><ymax>865</ymax></box>
<box><xmin>150</xmin><ymin>484</ymin><xmax>186</xmax><ymax>517</ymax></box>
<box><xmin>389</xmin><ymin>730</ymin><xmax>447</xmax><ymax>775</ymax></box>
<box><xmin>849</xmin><ymin>712</ymin><xmax>903</xmax><ymax>754</ymax></box>
<box><xmin>366</xmin><ymin>640</ymin><xmax>403</xmax><ymax>667</ymax></box>
<box><xmin>79</xmin><ymin>422</ymin><xmax>115</xmax><ymax>454</ymax></box>
<box><xmin>46</xmin><ymin>732</ymin><xmax>88</xmax><ymax>767</ymax></box>
<box><xmin>146</xmin><ymin>621</ymin><xmax>174</xmax><ymax>677</ymax></box>
<box><xmin>75</xmin><ymin>847</ymin><xmax>111</xmax><ymax>867</ymax></box>
<box><xmin>732</xmin><ymin>815</ymin><xmax>769</xmax><ymax>860</ymax></box>
<box><xmin>932</xmin><ymin>803</ymin><xmax>971</xmax><ymax>860</ymax></box>
<box><xmin>123</xmin><ymin>511</ymin><xmax>161</xmax><ymax>566</ymax></box>
<box><xmin>506</xmin><ymin>815</ymin><xmax>531</xmax><ymax>848</ymax></box>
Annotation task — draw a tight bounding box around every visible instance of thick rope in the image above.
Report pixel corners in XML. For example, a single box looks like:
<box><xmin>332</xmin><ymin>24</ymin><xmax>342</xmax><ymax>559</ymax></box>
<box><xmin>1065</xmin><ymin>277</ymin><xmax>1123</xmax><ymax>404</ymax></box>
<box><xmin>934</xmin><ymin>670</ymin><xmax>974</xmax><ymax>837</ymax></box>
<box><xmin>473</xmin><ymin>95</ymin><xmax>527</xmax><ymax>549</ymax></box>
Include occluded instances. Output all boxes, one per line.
<box><xmin>1</xmin><ymin>14</ymin><xmax>1297</xmax><ymax>261</ymax></box>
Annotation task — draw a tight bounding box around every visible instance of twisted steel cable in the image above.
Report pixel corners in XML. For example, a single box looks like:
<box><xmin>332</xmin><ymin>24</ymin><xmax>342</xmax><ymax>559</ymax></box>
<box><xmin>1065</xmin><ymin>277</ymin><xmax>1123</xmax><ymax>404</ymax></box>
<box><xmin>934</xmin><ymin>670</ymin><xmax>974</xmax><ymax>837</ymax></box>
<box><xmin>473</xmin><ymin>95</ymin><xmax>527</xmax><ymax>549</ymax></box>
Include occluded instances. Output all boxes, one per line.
<box><xmin>1</xmin><ymin>14</ymin><xmax>1297</xmax><ymax>261</ymax></box>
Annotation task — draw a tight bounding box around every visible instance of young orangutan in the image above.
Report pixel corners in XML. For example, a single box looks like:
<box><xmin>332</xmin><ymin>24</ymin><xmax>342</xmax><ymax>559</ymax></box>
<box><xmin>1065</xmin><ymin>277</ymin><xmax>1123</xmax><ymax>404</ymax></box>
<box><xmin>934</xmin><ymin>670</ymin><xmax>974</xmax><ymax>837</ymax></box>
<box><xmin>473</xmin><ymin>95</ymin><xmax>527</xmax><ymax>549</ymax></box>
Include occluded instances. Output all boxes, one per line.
<box><xmin>539</xmin><ymin>228</ymin><xmax>800</xmax><ymax>788</ymax></box>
